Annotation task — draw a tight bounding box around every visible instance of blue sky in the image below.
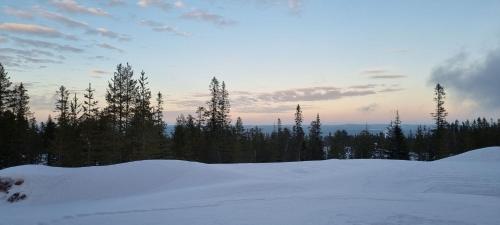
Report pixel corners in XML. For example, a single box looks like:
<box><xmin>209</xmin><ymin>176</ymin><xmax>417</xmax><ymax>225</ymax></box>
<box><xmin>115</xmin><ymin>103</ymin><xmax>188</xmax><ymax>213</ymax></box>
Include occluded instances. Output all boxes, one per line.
<box><xmin>1</xmin><ymin>0</ymin><xmax>500</xmax><ymax>124</ymax></box>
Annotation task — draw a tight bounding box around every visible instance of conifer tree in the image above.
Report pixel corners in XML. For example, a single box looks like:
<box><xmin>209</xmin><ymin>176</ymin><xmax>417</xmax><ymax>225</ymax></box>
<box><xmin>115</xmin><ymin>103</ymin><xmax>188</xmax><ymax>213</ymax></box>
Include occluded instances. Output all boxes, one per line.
<box><xmin>309</xmin><ymin>113</ymin><xmax>324</xmax><ymax>160</ymax></box>
<box><xmin>69</xmin><ymin>93</ymin><xmax>81</xmax><ymax>127</ymax></box>
<box><xmin>292</xmin><ymin>104</ymin><xmax>305</xmax><ymax>161</ymax></box>
<box><xmin>432</xmin><ymin>83</ymin><xmax>448</xmax><ymax>131</ymax></box>
<box><xmin>0</xmin><ymin>63</ymin><xmax>12</xmax><ymax>113</ymax></box>
<box><xmin>55</xmin><ymin>85</ymin><xmax>70</xmax><ymax>126</ymax></box>
<box><xmin>83</xmin><ymin>83</ymin><xmax>98</xmax><ymax>119</ymax></box>
<box><xmin>10</xmin><ymin>83</ymin><xmax>31</xmax><ymax>122</ymax></box>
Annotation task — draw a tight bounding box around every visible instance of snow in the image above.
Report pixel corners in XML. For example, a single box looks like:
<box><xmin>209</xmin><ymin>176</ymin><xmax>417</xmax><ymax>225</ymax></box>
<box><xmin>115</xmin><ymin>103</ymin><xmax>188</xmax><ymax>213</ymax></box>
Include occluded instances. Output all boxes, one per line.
<box><xmin>1</xmin><ymin>147</ymin><xmax>500</xmax><ymax>225</ymax></box>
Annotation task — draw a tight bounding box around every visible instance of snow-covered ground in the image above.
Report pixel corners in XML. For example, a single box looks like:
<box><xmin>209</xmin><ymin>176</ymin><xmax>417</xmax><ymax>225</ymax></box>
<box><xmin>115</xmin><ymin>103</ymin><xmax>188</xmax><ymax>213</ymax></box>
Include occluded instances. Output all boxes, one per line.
<box><xmin>1</xmin><ymin>147</ymin><xmax>500</xmax><ymax>225</ymax></box>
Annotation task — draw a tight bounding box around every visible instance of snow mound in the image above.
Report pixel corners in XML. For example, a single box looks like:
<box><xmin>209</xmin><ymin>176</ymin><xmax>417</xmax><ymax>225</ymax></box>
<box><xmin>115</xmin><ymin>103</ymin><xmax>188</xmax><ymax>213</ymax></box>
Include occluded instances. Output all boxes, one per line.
<box><xmin>0</xmin><ymin>160</ymin><xmax>246</xmax><ymax>205</ymax></box>
<box><xmin>439</xmin><ymin>146</ymin><xmax>500</xmax><ymax>162</ymax></box>
<box><xmin>1</xmin><ymin>148</ymin><xmax>500</xmax><ymax>225</ymax></box>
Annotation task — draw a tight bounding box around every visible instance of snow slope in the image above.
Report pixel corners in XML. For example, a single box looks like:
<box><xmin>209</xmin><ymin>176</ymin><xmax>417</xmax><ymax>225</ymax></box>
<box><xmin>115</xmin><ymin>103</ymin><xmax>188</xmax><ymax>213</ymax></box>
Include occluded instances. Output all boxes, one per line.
<box><xmin>1</xmin><ymin>147</ymin><xmax>500</xmax><ymax>225</ymax></box>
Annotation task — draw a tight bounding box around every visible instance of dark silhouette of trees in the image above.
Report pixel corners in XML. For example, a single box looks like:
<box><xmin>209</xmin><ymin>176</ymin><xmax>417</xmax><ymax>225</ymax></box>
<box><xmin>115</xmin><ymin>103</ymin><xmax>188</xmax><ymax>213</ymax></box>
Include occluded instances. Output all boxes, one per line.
<box><xmin>0</xmin><ymin>61</ymin><xmax>499</xmax><ymax>169</ymax></box>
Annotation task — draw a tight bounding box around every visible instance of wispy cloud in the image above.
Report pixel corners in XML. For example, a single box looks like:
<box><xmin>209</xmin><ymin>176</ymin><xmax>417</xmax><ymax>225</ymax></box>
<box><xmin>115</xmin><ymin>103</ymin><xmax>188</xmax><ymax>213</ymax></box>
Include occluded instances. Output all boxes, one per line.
<box><xmin>107</xmin><ymin>0</ymin><xmax>126</xmax><ymax>7</ymax></box>
<box><xmin>0</xmin><ymin>22</ymin><xmax>76</xmax><ymax>40</ymax></box>
<box><xmin>34</xmin><ymin>8</ymin><xmax>130</xmax><ymax>41</ymax></box>
<box><xmin>50</xmin><ymin>0</ymin><xmax>110</xmax><ymax>16</ymax></box>
<box><xmin>140</xmin><ymin>20</ymin><xmax>191</xmax><ymax>37</ymax></box>
<box><xmin>96</xmin><ymin>43</ymin><xmax>124</xmax><ymax>53</ymax></box>
<box><xmin>360</xmin><ymin>68</ymin><xmax>407</xmax><ymax>80</ymax></box>
<box><xmin>357</xmin><ymin>103</ymin><xmax>378</xmax><ymax>112</ymax></box>
<box><xmin>11</xmin><ymin>36</ymin><xmax>84</xmax><ymax>53</ymax></box>
<box><xmin>3</xmin><ymin>6</ymin><xmax>34</xmax><ymax>19</ymax></box>
<box><xmin>137</xmin><ymin>0</ymin><xmax>172</xmax><ymax>11</ymax></box>
<box><xmin>369</xmin><ymin>75</ymin><xmax>407</xmax><ymax>79</ymax></box>
<box><xmin>181</xmin><ymin>10</ymin><xmax>236</xmax><ymax>26</ymax></box>
<box><xmin>257</xmin><ymin>87</ymin><xmax>376</xmax><ymax>102</ymax></box>
<box><xmin>86</xmin><ymin>28</ymin><xmax>131</xmax><ymax>41</ymax></box>
<box><xmin>37</xmin><ymin>9</ymin><xmax>89</xmax><ymax>29</ymax></box>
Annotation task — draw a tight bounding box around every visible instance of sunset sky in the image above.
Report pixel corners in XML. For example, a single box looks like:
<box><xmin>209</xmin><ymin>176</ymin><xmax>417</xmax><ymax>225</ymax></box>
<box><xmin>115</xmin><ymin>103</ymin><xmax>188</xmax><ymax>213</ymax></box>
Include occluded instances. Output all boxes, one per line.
<box><xmin>1</xmin><ymin>0</ymin><xmax>500</xmax><ymax>125</ymax></box>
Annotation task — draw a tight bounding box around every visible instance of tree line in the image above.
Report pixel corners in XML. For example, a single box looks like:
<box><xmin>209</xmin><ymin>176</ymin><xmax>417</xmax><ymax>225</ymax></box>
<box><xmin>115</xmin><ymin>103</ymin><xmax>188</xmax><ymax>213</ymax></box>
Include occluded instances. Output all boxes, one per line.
<box><xmin>1</xmin><ymin>62</ymin><xmax>499</xmax><ymax>168</ymax></box>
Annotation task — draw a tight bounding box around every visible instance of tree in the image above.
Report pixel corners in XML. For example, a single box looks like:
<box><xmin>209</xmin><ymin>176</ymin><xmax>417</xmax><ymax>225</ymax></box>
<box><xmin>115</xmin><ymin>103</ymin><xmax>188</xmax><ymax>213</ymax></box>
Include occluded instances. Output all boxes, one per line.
<box><xmin>154</xmin><ymin>91</ymin><xmax>165</xmax><ymax>129</ymax></box>
<box><xmin>10</xmin><ymin>83</ymin><xmax>31</xmax><ymax>122</ymax></box>
<box><xmin>432</xmin><ymin>83</ymin><xmax>448</xmax><ymax>131</ymax></box>
<box><xmin>0</xmin><ymin>63</ymin><xmax>12</xmax><ymax>113</ymax></box>
<box><xmin>309</xmin><ymin>113</ymin><xmax>324</xmax><ymax>160</ymax></box>
<box><xmin>106</xmin><ymin>63</ymin><xmax>137</xmax><ymax>134</ymax></box>
<box><xmin>69</xmin><ymin>93</ymin><xmax>81</xmax><ymax>127</ymax></box>
<box><xmin>206</xmin><ymin>77</ymin><xmax>220</xmax><ymax>133</ymax></box>
<box><xmin>292</xmin><ymin>104</ymin><xmax>305</xmax><ymax>161</ymax></box>
<box><xmin>218</xmin><ymin>81</ymin><xmax>231</xmax><ymax>128</ymax></box>
<box><xmin>82</xmin><ymin>83</ymin><xmax>98</xmax><ymax>119</ymax></box>
<box><xmin>55</xmin><ymin>85</ymin><xmax>70</xmax><ymax>126</ymax></box>
<box><xmin>387</xmin><ymin>110</ymin><xmax>408</xmax><ymax>160</ymax></box>
<box><xmin>431</xmin><ymin>83</ymin><xmax>448</xmax><ymax>158</ymax></box>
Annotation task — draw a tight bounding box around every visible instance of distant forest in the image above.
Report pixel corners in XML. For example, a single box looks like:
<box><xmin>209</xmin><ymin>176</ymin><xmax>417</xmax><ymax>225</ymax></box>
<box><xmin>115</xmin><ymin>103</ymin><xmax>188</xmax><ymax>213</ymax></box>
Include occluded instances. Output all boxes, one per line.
<box><xmin>1</xmin><ymin>62</ymin><xmax>499</xmax><ymax>169</ymax></box>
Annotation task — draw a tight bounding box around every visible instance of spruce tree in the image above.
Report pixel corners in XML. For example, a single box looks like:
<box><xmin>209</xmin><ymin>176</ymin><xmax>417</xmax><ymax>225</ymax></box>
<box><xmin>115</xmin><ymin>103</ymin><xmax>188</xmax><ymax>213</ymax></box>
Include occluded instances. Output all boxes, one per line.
<box><xmin>0</xmin><ymin>63</ymin><xmax>12</xmax><ymax>113</ymax></box>
<box><xmin>292</xmin><ymin>104</ymin><xmax>305</xmax><ymax>161</ymax></box>
<box><xmin>83</xmin><ymin>83</ymin><xmax>98</xmax><ymax>119</ymax></box>
<box><xmin>55</xmin><ymin>85</ymin><xmax>70</xmax><ymax>126</ymax></box>
<box><xmin>309</xmin><ymin>113</ymin><xmax>323</xmax><ymax>160</ymax></box>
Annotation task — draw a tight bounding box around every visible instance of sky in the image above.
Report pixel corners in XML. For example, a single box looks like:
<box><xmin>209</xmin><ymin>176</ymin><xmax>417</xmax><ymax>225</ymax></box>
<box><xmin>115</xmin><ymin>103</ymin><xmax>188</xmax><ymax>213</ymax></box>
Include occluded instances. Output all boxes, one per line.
<box><xmin>1</xmin><ymin>0</ymin><xmax>500</xmax><ymax>125</ymax></box>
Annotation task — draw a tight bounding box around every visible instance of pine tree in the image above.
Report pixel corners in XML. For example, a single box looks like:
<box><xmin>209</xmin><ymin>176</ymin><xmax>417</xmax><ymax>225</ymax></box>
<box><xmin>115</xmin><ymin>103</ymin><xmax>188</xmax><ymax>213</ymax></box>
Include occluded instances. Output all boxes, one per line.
<box><xmin>309</xmin><ymin>113</ymin><xmax>324</xmax><ymax>160</ymax></box>
<box><xmin>106</xmin><ymin>63</ymin><xmax>137</xmax><ymax>134</ymax></box>
<box><xmin>218</xmin><ymin>81</ymin><xmax>231</xmax><ymax>128</ymax></box>
<box><xmin>0</xmin><ymin>63</ymin><xmax>12</xmax><ymax>113</ymax></box>
<box><xmin>206</xmin><ymin>77</ymin><xmax>220</xmax><ymax>133</ymax></box>
<box><xmin>387</xmin><ymin>110</ymin><xmax>408</xmax><ymax>160</ymax></box>
<box><xmin>55</xmin><ymin>85</ymin><xmax>70</xmax><ymax>126</ymax></box>
<box><xmin>292</xmin><ymin>104</ymin><xmax>305</xmax><ymax>161</ymax></box>
<box><xmin>10</xmin><ymin>83</ymin><xmax>31</xmax><ymax>122</ymax></box>
<box><xmin>432</xmin><ymin>83</ymin><xmax>448</xmax><ymax>131</ymax></box>
<box><xmin>83</xmin><ymin>83</ymin><xmax>98</xmax><ymax>119</ymax></box>
<box><xmin>154</xmin><ymin>91</ymin><xmax>165</xmax><ymax>129</ymax></box>
<box><xmin>69</xmin><ymin>93</ymin><xmax>81</xmax><ymax>127</ymax></box>
<box><xmin>431</xmin><ymin>83</ymin><xmax>448</xmax><ymax>158</ymax></box>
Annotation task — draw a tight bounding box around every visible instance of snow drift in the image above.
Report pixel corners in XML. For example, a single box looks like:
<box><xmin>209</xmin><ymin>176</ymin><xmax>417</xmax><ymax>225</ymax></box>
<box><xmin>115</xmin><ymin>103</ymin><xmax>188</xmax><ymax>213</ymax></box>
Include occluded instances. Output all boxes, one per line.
<box><xmin>1</xmin><ymin>147</ymin><xmax>499</xmax><ymax>225</ymax></box>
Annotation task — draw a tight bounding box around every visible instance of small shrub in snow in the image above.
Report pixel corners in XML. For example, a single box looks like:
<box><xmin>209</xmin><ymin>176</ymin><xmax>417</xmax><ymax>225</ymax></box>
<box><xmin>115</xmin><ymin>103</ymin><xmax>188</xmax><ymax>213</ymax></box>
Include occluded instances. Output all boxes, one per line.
<box><xmin>7</xmin><ymin>192</ymin><xmax>27</xmax><ymax>203</ymax></box>
<box><xmin>0</xmin><ymin>177</ymin><xmax>14</xmax><ymax>193</ymax></box>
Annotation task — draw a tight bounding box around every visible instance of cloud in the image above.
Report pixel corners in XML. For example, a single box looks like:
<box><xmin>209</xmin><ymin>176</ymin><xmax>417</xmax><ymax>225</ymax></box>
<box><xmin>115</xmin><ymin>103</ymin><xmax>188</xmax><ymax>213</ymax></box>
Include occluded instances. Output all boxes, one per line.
<box><xmin>107</xmin><ymin>0</ymin><xmax>126</xmax><ymax>7</ymax></box>
<box><xmin>137</xmin><ymin>0</ymin><xmax>172</xmax><ymax>11</ymax></box>
<box><xmin>140</xmin><ymin>20</ymin><xmax>191</xmax><ymax>37</ymax></box>
<box><xmin>0</xmin><ymin>48</ymin><xmax>64</xmax><ymax>59</ymax></box>
<box><xmin>360</xmin><ymin>68</ymin><xmax>407</xmax><ymax>80</ymax></box>
<box><xmin>3</xmin><ymin>7</ymin><xmax>34</xmax><ymax>19</ymax></box>
<box><xmin>181</xmin><ymin>10</ymin><xmax>236</xmax><ymax>26</ymax></box>
<box><xmin>357</xmin><ymin>103</ymin><xmax>378</xmax><ymax>112</ymax></box>
<box><xmin>174</xmin><ymin>1</ymin><xmax>185</xmax><ymax>8</ymax></box>
<box><xmin>11</xmin><ymin>37</ymin><xmax>84</xmax><ymax>53</ymax></box>
<box><xmin>360</xmin><ymin>68</ymin><xmax>388</xmax><ymax>74</ymax></box>
<box><xmin>257</xmin><ymin>86</ymin><xmax>376</xmax><ymax>102</ymax></box>
<box><xmin>378</xmin><ymin>87</ymin><xmax>405</xmax><ymax>93</ymax></box>
<box><xmin>0</xmin><ymin>36</ymin><xmax>8</xmax><ymax>43</ymax></box>
<box><xmin>287</xmin><ymin>0</ymin><xmax>302</xmax><ymax>13</ymax></box>
<box><xmin>34</xmin><ymin>8</ymin><xmax>130</xmax><ymax>41</ymax></box>
<box><xmin>0</xmin><ymin>23</ymin><xmax>75</xmax><ymax>40</ymax></box>
<box><xmin>430</xmin><ymin>48</ymin><xmax>500</xmax><ymax>109</ymax></box>
<box><xmin>97</xmin><ymin>43</ymin><xmax>124</xmax><ymax>53</ymax></box>
<box><xmin>50</xmin><ymin>0</ymin><xmax>109</xmax><ymax>16</ymax></box>
<box><xmin>37</xmin><ymin>9</ymin><xmax>89</xmax><ymax>29</ymax></box>
<box><xmin>235</xmin><ymin>105</ymin><xmax>298</xmax><ymax>114</ymax></box>
<box><xmin>90</xmin><ymin>69</ymin><xmax>109</xmax><ymax>78</ymax></box>
<box><xmin>86</xmin><ymin>27</ymin><xmax>131</xmax><ymax>41</ymax></box>
<box><xmin>369</xmin><ymin>75</ymin><xmax>407</xmax><ymax>79</ymax></box>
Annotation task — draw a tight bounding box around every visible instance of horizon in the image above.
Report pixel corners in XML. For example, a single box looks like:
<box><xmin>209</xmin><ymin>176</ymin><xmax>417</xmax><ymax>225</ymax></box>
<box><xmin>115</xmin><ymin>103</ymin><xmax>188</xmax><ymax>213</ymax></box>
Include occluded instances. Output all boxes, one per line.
<box><xmin>1</xmin><ymin>0</ymin><xmax>500</xmax><ymax>125</ymax></box>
